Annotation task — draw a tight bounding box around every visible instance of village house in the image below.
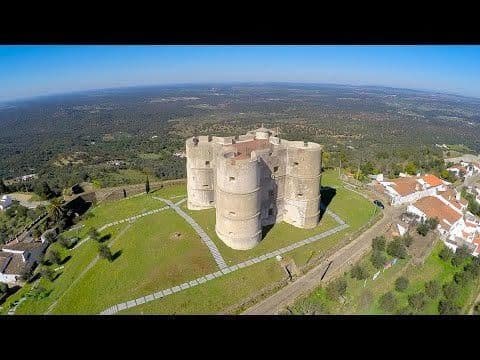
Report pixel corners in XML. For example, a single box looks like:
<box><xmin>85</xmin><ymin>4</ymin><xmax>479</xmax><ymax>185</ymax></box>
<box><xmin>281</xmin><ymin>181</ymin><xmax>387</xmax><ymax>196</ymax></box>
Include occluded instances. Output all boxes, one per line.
<box><xmin>375</xmin><ymin>174</ymin><xmax>448</xmax><ymax>206</ymax></box>
<box><xmin>447</xmin><ymin>160</ymin><xmax>480</xmax><ymax>179</ymax></box>
<box><xmin>0</xmin><ymin>230</ymin><xmax>51</xmax><ymax>284</ymax></box>
<box><xmin>0</xmin><ymin>195</ymin><xmax>13</xmax><ymax>211</ymax></box>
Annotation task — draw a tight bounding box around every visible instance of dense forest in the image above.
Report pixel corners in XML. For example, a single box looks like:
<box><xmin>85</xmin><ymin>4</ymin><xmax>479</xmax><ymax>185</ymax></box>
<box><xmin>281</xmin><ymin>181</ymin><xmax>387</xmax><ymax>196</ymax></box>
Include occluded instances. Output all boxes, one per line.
<box><xmin>0</xmin><ymin>83</ymin><xmax>479</xmax><ymax>192</ymax></box>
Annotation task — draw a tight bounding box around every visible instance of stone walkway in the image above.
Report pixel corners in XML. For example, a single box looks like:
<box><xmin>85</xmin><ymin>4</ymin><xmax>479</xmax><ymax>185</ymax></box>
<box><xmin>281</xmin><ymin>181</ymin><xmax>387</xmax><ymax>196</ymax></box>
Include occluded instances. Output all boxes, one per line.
<box><xmin>153</xmin><ymin>196</ymin><xmax>228</xmax><ymax>270</ymax></box>
<box><xmin>100</xmin><ymin>210</ymin><xmax>348</xmax><ymax>315</ymax></box>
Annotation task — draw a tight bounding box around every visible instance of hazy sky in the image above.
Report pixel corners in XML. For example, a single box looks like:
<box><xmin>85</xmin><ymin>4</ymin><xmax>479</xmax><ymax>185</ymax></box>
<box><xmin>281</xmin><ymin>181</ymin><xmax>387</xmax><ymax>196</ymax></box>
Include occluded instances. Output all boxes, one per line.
<box><xmin>1</xmin><ymin>45</ymin><xmax>479</xmax><ymax>102</ymax></box>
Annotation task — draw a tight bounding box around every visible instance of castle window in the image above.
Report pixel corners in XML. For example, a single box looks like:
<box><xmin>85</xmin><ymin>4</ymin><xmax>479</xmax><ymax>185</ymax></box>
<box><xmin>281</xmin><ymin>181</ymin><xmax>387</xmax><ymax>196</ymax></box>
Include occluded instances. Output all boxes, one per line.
<box><xmin>268</xmin><ymin>190</ymin><xmax>274</xmax><ymax>198</ymax></box>
<box><xmin>297</xmin><ymin>193</ymin><xmax>303</xmax><ymax>197</ymax></box>
<box><xmin>229</xmin><ymin>211</ymin><xmax>236</xmax><ymax>216</ymax></box>
<box><xmin>203</xmin><ymin>184</ymin><xmax>209</xmax><ymax>187</ymax></box>
<box><xmin>205</xmin><ymin>161</ymin><xmax>210</xmax><ymax>166</ymax></box>
<box><xmin>229</xmin><ymin>176</ymin><xmax>235</xmax><ymax>181</ymax></box>
<box><xmin>293</xmin><ymin>162</ymin><xmax>299</xmax><ymax>166</ymax></box>
<box><xmin>268</xmin><ymin>208</ymin><xmax>274</xmax><ymax>216</ymax></box>
<box><xmin>274</xmin><ymin>166</ymin><xmax>279</xmax><ymax>172</ymax></box>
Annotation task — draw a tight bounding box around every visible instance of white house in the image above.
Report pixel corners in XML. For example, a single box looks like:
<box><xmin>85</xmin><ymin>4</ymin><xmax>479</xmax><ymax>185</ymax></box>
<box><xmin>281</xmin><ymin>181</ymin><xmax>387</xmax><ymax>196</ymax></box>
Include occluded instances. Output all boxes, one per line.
<box><xmin>0</xmin><ymin>195</ymin><xmax>13</xmax><ymax>211</ymax></box>
<box><xmin>377</xmin><ymin>174</ymin><xmax>447</xmax><ymax>206</ymax></box>
<box><xmin>0</xmin><ymin>240</ymin><xmax>48</xmax><ymax>284</ymax></box>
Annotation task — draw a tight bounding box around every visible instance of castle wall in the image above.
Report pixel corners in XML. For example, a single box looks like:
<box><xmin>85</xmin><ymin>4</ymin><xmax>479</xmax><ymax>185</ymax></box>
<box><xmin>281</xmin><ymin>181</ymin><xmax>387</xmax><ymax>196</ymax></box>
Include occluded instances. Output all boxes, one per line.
<box><xmin>283</xmin><ymin>141</ymin><xmax>322</xmax><ymax>228</ymax></box>
<box><xmin>185</xmin><ymin>129</ymin><xmax>322</xmax><ymax>250</ymax></box>
<box><xmin>215</xmin><ymin>154</ymin><xmax>262</xmax><ymax>250</ymax></box>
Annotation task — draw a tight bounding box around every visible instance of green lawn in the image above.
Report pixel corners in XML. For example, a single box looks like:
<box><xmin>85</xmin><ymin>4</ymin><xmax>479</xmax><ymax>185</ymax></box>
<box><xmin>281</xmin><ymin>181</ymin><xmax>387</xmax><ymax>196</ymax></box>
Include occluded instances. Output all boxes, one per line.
<box><xmin>3</xmin><ymin>169</ymin><xmax>377</xmax><ymax>315</ymax></box>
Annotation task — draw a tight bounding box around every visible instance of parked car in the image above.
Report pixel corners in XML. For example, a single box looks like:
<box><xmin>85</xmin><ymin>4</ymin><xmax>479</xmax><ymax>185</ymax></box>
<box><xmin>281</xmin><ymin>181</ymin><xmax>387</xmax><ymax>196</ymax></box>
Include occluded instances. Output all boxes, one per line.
<box><xmin>373</xmin><ymin>200</ymin><xmax>385</xmax><ymax>209</ymax></box>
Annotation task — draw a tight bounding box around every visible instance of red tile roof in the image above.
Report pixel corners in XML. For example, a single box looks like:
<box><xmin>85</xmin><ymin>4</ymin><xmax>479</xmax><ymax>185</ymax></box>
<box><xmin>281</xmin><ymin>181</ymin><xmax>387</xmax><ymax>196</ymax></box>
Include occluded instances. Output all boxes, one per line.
<box><xmin>413</xmin><ymin>196</ymin><xmax>462</xmax><ymax>227</ymax></box>
<box><xmin>389</xmin><ymin>177</ymin><xmax>420</xmax><ymax>196</ymax></box>
<box><xmin>422</xmin><ymin>174</ymin><xmax>444</xmax><ymax>187</ymax></box>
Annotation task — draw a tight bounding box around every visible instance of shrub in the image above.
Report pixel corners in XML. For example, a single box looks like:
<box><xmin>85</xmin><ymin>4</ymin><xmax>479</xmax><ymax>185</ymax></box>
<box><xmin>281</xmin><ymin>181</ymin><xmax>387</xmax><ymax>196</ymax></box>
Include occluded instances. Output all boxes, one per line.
<box><xmin>416</xmin><ymin>223</ymin><xmax>430</xmax><ymax>236</ymax></box>
<box><xmin>387</xmin><ymin>238</ymin><xmax>408</xmax><ymax>259</ymax></box>
<box><xmin>40</xmin><ymin>267</ymin><xmax>56</xmax><ymax>282</ymax></box>
<box><xmin>443</xmin><ymin>282</ymin><xmax>460</xmax><ymax>301</ymax></box>
<box><xmin>454</xmin><ymin>271</ymin><xmax>472</xmax><ymax>286</ymax></box>
<box><xmin>326</xmin><ymin>278</ymin><xmax>347</xmax><ymax>301</ymax></box>
<box><xmin>372</xmin><ymin>236</ymin><xmax>386</xmax><ymax>252</ymax></box>
<box><xmin>408</xmin><ymin>292</ymin><xmax>427</xmax><ymax>312</ymax></box>
<box><xmin>425</xmin><ymin>217</ymin><xmax>439</xmax><ymax>230</ymax></box>
<box><xmin>46</xmin><ymin>249</ymin><xmax>62</xmax><ymax>265</ymax></box>
<box><xmin>0</xmin><ymin>282</ymin><xmax>8</xmax><ymax>294</ymax></box>
<box><xmin>351</xmin><ymin>264</ymin><xmax>369</xmax><ymax>280</ymax></box>
<box><xmin>452</xmin><ymin>245</ymin><xmax>470</xmax><ymax>267</ymax></box>
<box><xmin>98</xmin><ymin>244</ymin><xmax>113</xmax><ymax>262</ymax></box>
<box><xmin>379</xmin><ymin>292</ymin><xmax>398</xmax><ymax>313</ymax></box>
<box><xmin>439</xmin><ymin>246</ymin><xmax>454</xmax><ymax>262</ymax></box>
<box><xmin>438</xmin><ymin>300</ymin><xmax>460</xmax><ymax>315</ymax></box>
<box><xmin>370</xmin><ymin>250</ymin><xmax>387</xmax><ymax>269</ymax></box>
<box><xmin>395</xmin><ymin>276</ymin><xmax>409</xmax><ymax>292</ymax></box>
<box><xmin>402</xmin><ymin>234</ymin><xmax>414</xmax><ymax>247</ymax></box>
<box><xmin>425</xmin><ymin>280</ymin><xmax>441</xmax><ymax>299</ymax></box>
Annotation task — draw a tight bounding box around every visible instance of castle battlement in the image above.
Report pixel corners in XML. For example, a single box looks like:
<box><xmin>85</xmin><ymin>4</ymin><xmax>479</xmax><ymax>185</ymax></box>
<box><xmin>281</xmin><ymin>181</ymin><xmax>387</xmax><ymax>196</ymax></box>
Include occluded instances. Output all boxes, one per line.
<box><xmin>186</xmin><ymin>127</ymin><xmax>322</xmax><ymax>250</ymax></box>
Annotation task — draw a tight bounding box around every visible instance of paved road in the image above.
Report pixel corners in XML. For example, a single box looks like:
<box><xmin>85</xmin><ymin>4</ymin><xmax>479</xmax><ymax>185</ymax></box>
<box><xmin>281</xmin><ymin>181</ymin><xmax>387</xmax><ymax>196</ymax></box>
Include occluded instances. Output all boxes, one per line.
<box><xmin>242</xmin><ymin>204</ymin><xmax>405</xmax><ymax>315</ymax></box>
<box><xmin>153</xmin><ymin>196</ymin><xmax>228</xmax><ymax>269</ymax></box>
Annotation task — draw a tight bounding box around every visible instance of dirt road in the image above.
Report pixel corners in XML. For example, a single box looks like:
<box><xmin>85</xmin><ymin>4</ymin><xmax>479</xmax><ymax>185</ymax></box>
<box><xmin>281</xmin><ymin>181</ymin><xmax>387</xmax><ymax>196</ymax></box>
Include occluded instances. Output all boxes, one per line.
<box><xmin>242</xmin><ymin>204</ymin><xmax>405</xmax><ymax>315</ymax></box>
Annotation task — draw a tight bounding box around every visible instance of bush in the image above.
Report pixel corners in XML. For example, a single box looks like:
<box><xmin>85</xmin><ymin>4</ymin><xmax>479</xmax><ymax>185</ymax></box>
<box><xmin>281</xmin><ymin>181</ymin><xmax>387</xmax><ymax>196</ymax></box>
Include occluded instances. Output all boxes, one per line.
<box><xmin>40</xmin><ymin>267</ymin><xmax>56</xmax><ymax>282</ymax></box>
<box><xmin>438</xmin><ymin>300</ymin><xmax>460</xmax><ymax>315</ymax></box>
<box><xmin>454</xmin><ymin>271</ymin><xmax>472</xmax><ymax>286</ymax></box>
<box><xmin>425</xmin><ymin>217</ymin><xmax>439</xmax><ymax>230</ymax></box>
<box><xmin>443</xmin><ymin>282</ymin><xmax>460</xmax><ymax>301</ymax></box>
<box><xmin>379</xmin><ymin>292</ymin><xmax>398</xmax><ymax>313</ymax></box>
<box><xmin>425</xmin><ymin>280</ymin><xmax>441</xmax><ymax>299</ymax></box>
<box><xmin>298</xmin><ymin>299</ymin><xmax>328</xmax><ymax>315</ymax></box>
<box><xmin>416</xmin><ymin>223</ymin><xmax>430</xmax><ymax>236</ymax></box>
<box><xmin>372</xmin><ymin>236</ymin><xmax>386</xmax><ymax>252</ymax></box>
<box><xmin>452</xmin><ymin>245</ymin><xmax>470</xmax><ymax>267</ymax></box>
<box><xmin>0</xmin><ymin>282</ymin><xmax>8</xmax><ymax>294</ymax></box>
<box><xmin>326</xmin><ymin>278</ymin><xmax>347</xmax><ymax>301</ymax></box>
<box><xmin>46</xmin><ymin>249</ymin><xmax>62</xmax><ymax>265</ymax></box>
<box><xmin>395</xmin><ymin>276</ymin><xmax>409</xmax><ymax>292</ymax></box>
<box><xmin>387</xmin><ymin>238</ymin><xmax>408</xmax><ymax>259</ymax></box>
<box><xmin>89</xmin><ymin>228</ymin><xmax>100</xmax><ymax>241</ymax></box>
<box><xmin>464</xmin><ymin>258</ymin><xmax>480</xmax><ymax>278</ymax></box>
<box><xmin>98</xmin><ymin>244</ymin><xmax>113</xmax><ymax>262</ymax></box>
<box><xmin>351</xmin><ymin>264</ymin><xmax>369</xmax><ymax>280</ymax></box>
<box><xmin>408</xmin><ymin>292</ymin><xmax>427</xmax><ymax>312</ymax></box>
<box><xmin>402</xmin><ymin>234</ymin><xmax>413</xmax><ymax>247</ymax></box>
<box><xmin>370</xmin><ymin>250</ymin><xmax>387</xmax><ymax>269</ymax></box>
<box><xmin>439</xmin><ymin>246</ymin><xmax>454</xmax><ymax>262</ymax></box>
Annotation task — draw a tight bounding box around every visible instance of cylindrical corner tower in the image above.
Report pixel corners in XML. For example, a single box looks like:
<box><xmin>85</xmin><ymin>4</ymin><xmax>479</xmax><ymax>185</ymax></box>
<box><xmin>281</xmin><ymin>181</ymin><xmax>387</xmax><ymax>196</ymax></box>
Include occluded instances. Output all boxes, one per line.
<box><xmin>283</xmin><ymin>141</ymin><xmax>322</xmax><ymax>229</ymax></box>
<box><xmin>215</xmin><ymin>152</ymin><xmax>262</xmax><ymax>250</ymax></box>
<box><xmin>186</xmin><ymin>136</ymin><xmax>215</xmax><ymax>210</ymax></box>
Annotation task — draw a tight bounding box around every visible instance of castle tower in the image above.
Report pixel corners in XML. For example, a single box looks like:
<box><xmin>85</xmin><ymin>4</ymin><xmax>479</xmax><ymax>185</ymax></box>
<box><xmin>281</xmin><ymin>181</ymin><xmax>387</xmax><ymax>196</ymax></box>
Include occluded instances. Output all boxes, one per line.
<box><xmin>283</xmin><ymin>141</ymin><xmax>322</xmax><ymax>228</ymax></box>
<box><xmin>186</xmin><ymin>136</ymin><xmax>215</xmax><ymax>210</ymax></box>
<box><xmin>215</xmin><ymin>150</ymin><xmax>262</xmax><ymax>250</ymax></box>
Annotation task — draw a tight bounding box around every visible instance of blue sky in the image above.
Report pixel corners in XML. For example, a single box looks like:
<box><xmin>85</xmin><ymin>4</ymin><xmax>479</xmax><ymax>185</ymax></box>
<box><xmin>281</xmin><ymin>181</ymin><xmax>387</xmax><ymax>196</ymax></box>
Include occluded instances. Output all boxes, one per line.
<box><xmin>1</xmin><ymin>45</ymin><xmax>479</xmax><ymax>102</ymax></box>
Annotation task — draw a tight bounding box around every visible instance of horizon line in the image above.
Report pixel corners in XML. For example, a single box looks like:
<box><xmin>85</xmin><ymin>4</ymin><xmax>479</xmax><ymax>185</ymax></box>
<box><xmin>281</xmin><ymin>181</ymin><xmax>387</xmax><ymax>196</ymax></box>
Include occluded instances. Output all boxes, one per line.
<box><xmin>1</xmin><ymin>81</ymin><xmax>479</xmax><ymax>104</ymax></box>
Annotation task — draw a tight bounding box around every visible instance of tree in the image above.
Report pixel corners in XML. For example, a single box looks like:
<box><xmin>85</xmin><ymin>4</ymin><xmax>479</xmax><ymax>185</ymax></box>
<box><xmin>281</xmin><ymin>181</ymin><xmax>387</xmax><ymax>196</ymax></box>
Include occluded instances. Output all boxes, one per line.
<box><xmin>145</xmin><ymin>176</ymin><xmax>150</xmax><ymax>194</ymax></box>
<box><xmin>395</xmin><ymin>276</ymin><xmax>409</xmax><ymax>292</ymax></box>
<box><xmin>379</xmin><ymin>292</ymin><xmax>398</xmax><ymax>313</ymax></box>
<box><xmin>439</xmin><ymin>246</ymin><xmax>454</xmax><ymax>262</ymax></box>
<box><xmin>452</xmin><ymin>245</ymin><xmax>470</xmax><ymax>267</ymax></box>
<box><xmin>402</xmin><ymin>234</ymin><xmax>413</xmax><ymax>248</ymax></box>
<box><xmin>404</xmin><ymin>162</ymin><xmax>417</xmax><ymax>175</ymax></box>
<box><xmin>31</xmin><ymin>228</ymin><xmax>42</xmax><ymax>240</ymax></box>
<box><xmin>438</xmin><ymin>300</ymin><xmax>460</xmax><ymax>315</ymax></box>
<box><xmin>425</xmin><ymin>280</ymin><xmax>441</xmax><ymax>299</ymax></box>
<box><xmin>34</xmin><ymin>181</ymin><xmax>53</xmax><ymax>200</ymax></box>
<box><xmin>326</xmin><ymin>278</ymin><xmax>347</xmax><ymax>301</ymax></box>
<box><xmin>387</xmin><ymin>238</ymin><xmax>408</xmax><ymax>259</ymax></box>
<box><xmin>408</xmin><ymin>292</ymin><xmax>427</xmax><ymax>312</ymax></box>
<box><xmin>88</xmin><ymin>227</ymin><xmax>100</xmax><ymax>242</ymax></box>
<box><xmin>46</xmin><ymin>249</ymin><xmax>62</xmax><ymax>265</ymax></box>
<box><xmin>0</xmin><ymin>282</ymin><xmax>8</xmax><ymax>295</ymax></box>
<box><xmin>40</xmin><ymin>267</ymin><xmax>56</xmax><ymax>282</ymax></box>
<box><xmin>371</xmin><ymin>250</ymin><xmax>387</xmax><ymax>269</ymax></box>
<box><xmin>454</xmin><ymin>271</ymin><xmax>472</xmax><ymax>286</ymax></box>
<box><xmin>416</xmin><ymin>222</ymin><xmax>430</xmax><ymax>237</ymax></box>
<box><xmin>351</xmin><ymin>264</ymin><xmax>369</xmax><ymax>280</ymax></box>
<box><xmin>371</xmin><ymin>236</ymin><xmax>386</xmax><ymax>252</ymax></box>
<box><xmin>443</xmin><ymin>282</ymin><xmax>460</xmax><ymax>301</ymax></box>
<box><xmin>425</xmin><ymin>217</ymin><xmax>439</xmax><ymax>230</ymax></box>
<box><xmin>47</xmin><ymin>198</ymin><xmax>65</xmax><ymax>224</ymax></box>
<box><xmin>43</xmin><ymin>230</ymin><xmax>57</xmax><ymax>243</ymax></box>
<box><xmin>98</xmin><ymin>244</ymin><xmax>113</xmax><ymax>262</ymax></box>
<box><xmin>58</xmin><ymin>235</ymin><xmax>72</xmax><ymax>249</ymax></box>
<box><xmin>464</xmin><ymin>258</ymin><xmax>480</xmax><ymax>278</ymax></box>
<box><xmin>0</xmin><ymin>179</ymin><xmax>7</xmax><ymax>194</ymax></box>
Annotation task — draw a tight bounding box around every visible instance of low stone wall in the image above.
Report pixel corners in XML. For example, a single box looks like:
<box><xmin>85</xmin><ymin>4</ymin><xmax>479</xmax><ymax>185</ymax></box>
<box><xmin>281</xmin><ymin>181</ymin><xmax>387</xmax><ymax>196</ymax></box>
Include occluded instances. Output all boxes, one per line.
<box><xmin>95</xmin><ymin>179</ymin><xmax>187</xmax><ymax>203</ymax></box>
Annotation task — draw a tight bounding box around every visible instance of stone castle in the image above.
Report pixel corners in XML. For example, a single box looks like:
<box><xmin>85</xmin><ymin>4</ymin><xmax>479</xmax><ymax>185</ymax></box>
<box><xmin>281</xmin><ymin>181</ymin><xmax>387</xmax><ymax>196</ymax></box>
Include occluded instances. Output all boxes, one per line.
<box><xmin>186</xmin><ymin>127</ymin><xmax>322</xmax><ymax>250</ymax></box>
